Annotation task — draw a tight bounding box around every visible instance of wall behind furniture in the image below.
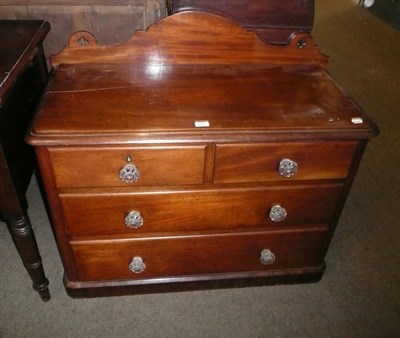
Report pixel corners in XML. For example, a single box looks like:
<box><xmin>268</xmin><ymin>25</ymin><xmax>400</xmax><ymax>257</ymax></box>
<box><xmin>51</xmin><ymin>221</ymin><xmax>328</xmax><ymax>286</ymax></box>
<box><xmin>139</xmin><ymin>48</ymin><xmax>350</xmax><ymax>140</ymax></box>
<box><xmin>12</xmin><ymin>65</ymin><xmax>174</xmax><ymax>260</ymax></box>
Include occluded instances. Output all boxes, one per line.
<box><xmin>0</xmin><ymin>0</ymin><xmax>167</xmax><ymax>59</ymax></box>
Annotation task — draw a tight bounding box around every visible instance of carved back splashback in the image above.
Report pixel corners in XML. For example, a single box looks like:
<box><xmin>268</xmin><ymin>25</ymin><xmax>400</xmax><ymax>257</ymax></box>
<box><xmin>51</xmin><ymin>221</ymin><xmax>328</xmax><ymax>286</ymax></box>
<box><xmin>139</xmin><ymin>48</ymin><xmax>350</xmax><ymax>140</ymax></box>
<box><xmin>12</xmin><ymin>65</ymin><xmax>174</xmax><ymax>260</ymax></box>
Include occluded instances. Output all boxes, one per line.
<box><xmin>51</xmin><ymin>12</ymin><xmax>327</xmax><ymax>68</ymax></box>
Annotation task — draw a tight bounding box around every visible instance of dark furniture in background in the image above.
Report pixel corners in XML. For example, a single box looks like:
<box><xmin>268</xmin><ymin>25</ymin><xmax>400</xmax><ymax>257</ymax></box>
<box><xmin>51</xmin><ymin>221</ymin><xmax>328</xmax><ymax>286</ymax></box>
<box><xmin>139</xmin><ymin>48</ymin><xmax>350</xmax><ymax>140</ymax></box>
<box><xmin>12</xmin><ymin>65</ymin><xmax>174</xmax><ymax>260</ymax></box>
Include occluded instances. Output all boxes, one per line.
<box><xmin>0</xmin><ymin>20</ymin><xmax>50</xmax><ymax>301</ymax></box>
<box><xmin>170</xmin><ymin>0</ymin><xmax>314</xmax><ymax>44</ymax></box>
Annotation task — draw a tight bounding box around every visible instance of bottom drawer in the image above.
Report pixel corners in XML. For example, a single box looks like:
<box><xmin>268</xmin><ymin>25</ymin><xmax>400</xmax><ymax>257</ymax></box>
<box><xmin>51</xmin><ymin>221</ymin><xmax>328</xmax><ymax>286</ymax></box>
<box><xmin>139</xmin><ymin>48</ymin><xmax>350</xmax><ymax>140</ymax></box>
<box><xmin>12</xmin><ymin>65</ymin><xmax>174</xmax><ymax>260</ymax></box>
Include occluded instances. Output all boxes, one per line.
<box><xmin>71</xmin><ymin>227</ymin><xmax>329</xmax><ymax>282</ymax></box>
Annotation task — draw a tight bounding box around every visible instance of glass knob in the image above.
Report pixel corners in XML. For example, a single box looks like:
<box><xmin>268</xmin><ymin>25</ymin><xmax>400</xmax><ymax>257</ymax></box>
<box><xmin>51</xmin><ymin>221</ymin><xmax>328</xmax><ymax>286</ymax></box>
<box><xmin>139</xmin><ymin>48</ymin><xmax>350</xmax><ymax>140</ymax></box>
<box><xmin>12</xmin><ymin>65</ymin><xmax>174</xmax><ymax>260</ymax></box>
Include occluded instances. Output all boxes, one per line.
<box><xmin>269</xmin><ymin>204</ymin><xmax>287</xmax><ymax>222</ymax></box>
<box><xmin>119</xmin><ymin>163</ymin><xmax>140</xmax><ymax>183</ymax></box>
<box><xmin>260</xmin><ymin>249</ymin><xmax>276</xmax><ymax>265</ymax></box>
<box><xmin>129</xmin><ymin>256</ymin><xmax>146</xmax><ymax>273</ymax></box>
<box><xmin>124</xmin><ymin>210</ymin><xmax>143</xmax><ymax>228</ymax></box>
<box><xmin>278</xmin><ymin>158</ymin><xmax>298</xmax><ymax>178</ymax></box>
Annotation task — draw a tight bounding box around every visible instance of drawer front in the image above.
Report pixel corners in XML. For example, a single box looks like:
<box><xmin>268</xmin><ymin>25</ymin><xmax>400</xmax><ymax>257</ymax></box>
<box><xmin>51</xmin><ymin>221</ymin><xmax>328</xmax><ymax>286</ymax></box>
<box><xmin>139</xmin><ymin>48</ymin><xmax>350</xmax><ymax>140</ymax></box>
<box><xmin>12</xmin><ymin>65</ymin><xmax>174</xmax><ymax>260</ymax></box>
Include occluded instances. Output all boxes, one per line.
<box><xmin>48</xmin><ymin>146</ymin><xmax>206</xmax><ymax>188</ymax></box>
<box><xmin>213</xmin><ymin>141</ymin><xmax>358</xmax><ymax>183</ymax></box>
<box><xmin>60</xmin><ymin>183</ymin><xmax>342</xmax><ymax>236</ymax></box>
<box><xmin>71</xmin><ymin>228</ymin><xmax>328</xmax><ymax>281</ymax></box>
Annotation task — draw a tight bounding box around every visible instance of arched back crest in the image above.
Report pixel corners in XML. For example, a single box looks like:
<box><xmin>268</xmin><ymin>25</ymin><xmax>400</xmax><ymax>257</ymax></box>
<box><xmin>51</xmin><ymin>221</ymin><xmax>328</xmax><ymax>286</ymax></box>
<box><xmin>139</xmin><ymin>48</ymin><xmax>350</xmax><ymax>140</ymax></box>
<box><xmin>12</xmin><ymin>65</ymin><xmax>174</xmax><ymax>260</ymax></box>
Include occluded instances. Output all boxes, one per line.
<box><xmin>50</xmin><ymin>11</ymin><xmax>327</xmax><ymax>68</ymax></box>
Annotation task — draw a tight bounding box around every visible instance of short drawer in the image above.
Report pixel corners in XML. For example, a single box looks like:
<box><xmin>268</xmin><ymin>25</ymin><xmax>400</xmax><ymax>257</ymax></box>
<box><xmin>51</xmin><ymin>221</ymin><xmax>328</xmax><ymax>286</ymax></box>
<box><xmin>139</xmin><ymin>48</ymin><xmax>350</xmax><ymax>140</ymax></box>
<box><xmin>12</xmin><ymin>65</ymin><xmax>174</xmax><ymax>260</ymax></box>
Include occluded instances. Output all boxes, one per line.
<box><xmin>60</xmin><ymin>183</ymin><xmax>343</xmax><ymax>237</ymax></box>
<box><xmin>213</xmin><ymin>141</ymin><xmax>358</xmax><ymax>183</ymax></box>
<box><xmin>70</xmin><ymin>227</ymin><xmax>328</xmax><ymax>281</ymax></box>
<box><xmin>48</xmin><ymin>146</ymin><xmax>206</xmax><ymax>188</ymax></box>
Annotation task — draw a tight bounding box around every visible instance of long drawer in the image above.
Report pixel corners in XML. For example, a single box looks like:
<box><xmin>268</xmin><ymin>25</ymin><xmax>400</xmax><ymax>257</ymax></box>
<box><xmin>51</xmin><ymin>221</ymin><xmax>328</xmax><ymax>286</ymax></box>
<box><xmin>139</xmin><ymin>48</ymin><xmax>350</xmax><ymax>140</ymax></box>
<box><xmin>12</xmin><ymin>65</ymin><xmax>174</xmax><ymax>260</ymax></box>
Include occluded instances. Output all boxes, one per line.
<box><xmin>48</xmin><ymin>146</ymin><xmax>206</xmax><ymax>188</ymax></box>
<box><xmin>60</xmin><ymin>183</ymin><xmax>342</xmax><ymax>236</ymax></box>
<box><xmin>213</xmin><ymin>141</ymin><xmax>358</xmax><ymax>183</ymax></box>
<box><xmin>70</xmin><ymin>227</ymin><xmax>328</xmax><ymax>281</ymax></box>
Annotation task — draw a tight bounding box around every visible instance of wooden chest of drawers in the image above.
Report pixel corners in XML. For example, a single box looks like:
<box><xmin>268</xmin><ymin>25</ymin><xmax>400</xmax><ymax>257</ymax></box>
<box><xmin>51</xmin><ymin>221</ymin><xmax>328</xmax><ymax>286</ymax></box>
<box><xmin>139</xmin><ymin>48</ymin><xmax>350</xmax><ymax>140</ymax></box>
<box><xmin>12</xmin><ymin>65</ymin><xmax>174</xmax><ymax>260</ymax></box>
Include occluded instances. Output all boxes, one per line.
<box><xmin>27</xmin><ymin>12</ymin><xmax>378</xmax><ymax>297</ymax></box>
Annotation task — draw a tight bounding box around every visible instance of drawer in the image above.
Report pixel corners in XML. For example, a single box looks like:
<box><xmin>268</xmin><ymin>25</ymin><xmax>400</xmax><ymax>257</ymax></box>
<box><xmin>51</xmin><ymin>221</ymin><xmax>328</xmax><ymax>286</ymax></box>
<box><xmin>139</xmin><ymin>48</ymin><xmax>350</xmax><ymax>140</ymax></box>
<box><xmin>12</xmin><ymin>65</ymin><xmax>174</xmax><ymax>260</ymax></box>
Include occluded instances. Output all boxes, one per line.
<box><xmin>60</xmin><ymin>183</ymin><xmax>343</xmax><ymax>237</ymax></box>
<box><xmin>70</xmin><ymin>227</ymin><xmax>328</xmax><ymax>281</ymax></box>
<box><xmin>48</xmin><ymin>146</ymin><xmax>206</xmax><ymax>188</ymax></box>
<box><xmin>213</xmin><ymin>141</ymin><xmax>358</xmax><ymax>183</ymax></box>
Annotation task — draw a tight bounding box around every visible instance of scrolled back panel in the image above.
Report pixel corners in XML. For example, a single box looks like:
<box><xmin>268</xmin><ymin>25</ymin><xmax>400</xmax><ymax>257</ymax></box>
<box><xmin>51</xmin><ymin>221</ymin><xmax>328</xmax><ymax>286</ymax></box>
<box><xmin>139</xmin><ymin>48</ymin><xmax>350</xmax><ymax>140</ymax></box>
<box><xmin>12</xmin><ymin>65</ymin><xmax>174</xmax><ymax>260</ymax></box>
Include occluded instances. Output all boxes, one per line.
<box><xmin>50</xmin><ymin>11</ymin><xmax>326</xmax><ymax>68</ymax></box>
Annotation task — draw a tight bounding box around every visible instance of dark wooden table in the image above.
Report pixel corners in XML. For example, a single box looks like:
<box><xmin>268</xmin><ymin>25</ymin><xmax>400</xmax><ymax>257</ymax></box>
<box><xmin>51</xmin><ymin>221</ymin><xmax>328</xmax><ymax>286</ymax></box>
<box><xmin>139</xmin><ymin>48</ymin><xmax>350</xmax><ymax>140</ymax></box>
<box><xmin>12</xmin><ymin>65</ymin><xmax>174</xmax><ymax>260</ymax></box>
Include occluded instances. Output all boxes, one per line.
<box><xmin>0</xmin><ymin>20</ymin><xmax>50</xmax><ymax>301</ymax></box>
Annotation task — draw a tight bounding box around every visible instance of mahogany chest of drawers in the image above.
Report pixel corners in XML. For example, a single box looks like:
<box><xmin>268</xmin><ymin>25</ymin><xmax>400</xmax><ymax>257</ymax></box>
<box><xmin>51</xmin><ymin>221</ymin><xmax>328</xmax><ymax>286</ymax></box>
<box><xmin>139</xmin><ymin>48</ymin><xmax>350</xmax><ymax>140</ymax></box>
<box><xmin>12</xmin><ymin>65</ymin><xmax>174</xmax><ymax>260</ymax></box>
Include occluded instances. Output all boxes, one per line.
<box><xmin>27</xmin><ymin>12</ymin><xmax>378</xmax><ymax>297</ymax></box>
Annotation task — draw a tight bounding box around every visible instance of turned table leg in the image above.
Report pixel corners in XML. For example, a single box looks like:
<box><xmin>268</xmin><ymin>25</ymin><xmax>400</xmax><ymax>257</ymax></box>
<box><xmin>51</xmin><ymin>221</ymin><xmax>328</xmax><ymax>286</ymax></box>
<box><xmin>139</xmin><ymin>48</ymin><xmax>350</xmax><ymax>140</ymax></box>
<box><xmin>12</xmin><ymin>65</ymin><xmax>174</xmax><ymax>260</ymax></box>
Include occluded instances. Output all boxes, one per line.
<box><xmin>1</xmin><ymin>149</ymin><xmax>50</xmax><ymax>302</ymax></box>
<box><xmin>6</xmin><ymin>215</ymin><xmax>50</xmax><ymax>301</ymax></box>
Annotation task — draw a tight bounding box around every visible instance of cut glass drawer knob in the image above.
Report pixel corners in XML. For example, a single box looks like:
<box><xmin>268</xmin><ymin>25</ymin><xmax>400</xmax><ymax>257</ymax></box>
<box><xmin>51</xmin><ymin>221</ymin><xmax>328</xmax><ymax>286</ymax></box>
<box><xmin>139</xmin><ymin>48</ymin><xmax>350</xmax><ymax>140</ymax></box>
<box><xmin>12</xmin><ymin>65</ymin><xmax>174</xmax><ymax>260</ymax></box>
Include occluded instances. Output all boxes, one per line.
<box><xmin>260</xmin><ymin>249</ymin><xmax>276</xmax><ymax>265</ymax></box>
<box><xmin>269</xmin><ymin>204</ymin><xmax>287</xmax><ymax>222</ymax></box>
<box><xmin>124</xmin><ymin>210</ymin><xmax>143</xmax><ymax>228</ymax></box>
<box><xmin>129</xmin><ymin>256</ymin><xmax>146</xmax><ymax>273</ymax></box>
<box><xmin>119</xmin><ymin>163</ymin><xmax>140</xmax><ymax>183</ymax></box>
<box><xmin>278</xmin><ymin>158</ymin><xmax>298</xmax><ymax>177</ymax></box>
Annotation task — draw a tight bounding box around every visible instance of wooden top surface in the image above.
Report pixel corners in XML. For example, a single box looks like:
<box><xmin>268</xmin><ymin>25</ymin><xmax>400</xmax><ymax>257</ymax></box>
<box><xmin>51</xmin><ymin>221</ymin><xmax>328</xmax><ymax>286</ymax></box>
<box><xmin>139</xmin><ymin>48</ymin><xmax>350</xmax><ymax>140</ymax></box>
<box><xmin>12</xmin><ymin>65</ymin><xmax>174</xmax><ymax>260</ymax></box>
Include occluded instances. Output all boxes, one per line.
<box><xmin>27</xmin><ymin>12</ymin><xmax>377</xmax><ymax>145</ymax></box>
<box><xmin>0</xmin><ymin>20</ymin><xmax>50</xmax><ymax>100</ymax></box>
<box><xmin>28</xmin><ymin>63</ymin><xmax>378</xmax><ymax>145</ymax></box>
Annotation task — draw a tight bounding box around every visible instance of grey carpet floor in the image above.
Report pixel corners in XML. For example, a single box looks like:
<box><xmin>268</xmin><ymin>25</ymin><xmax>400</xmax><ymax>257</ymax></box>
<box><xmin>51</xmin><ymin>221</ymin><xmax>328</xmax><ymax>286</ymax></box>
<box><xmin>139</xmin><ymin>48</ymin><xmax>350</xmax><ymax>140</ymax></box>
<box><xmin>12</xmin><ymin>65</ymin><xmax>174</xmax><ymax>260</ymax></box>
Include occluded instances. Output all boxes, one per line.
<box><xmin>1</xmin><ymin>1</ymin><xmax>399</xmax><ymax>337</ymax></box>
